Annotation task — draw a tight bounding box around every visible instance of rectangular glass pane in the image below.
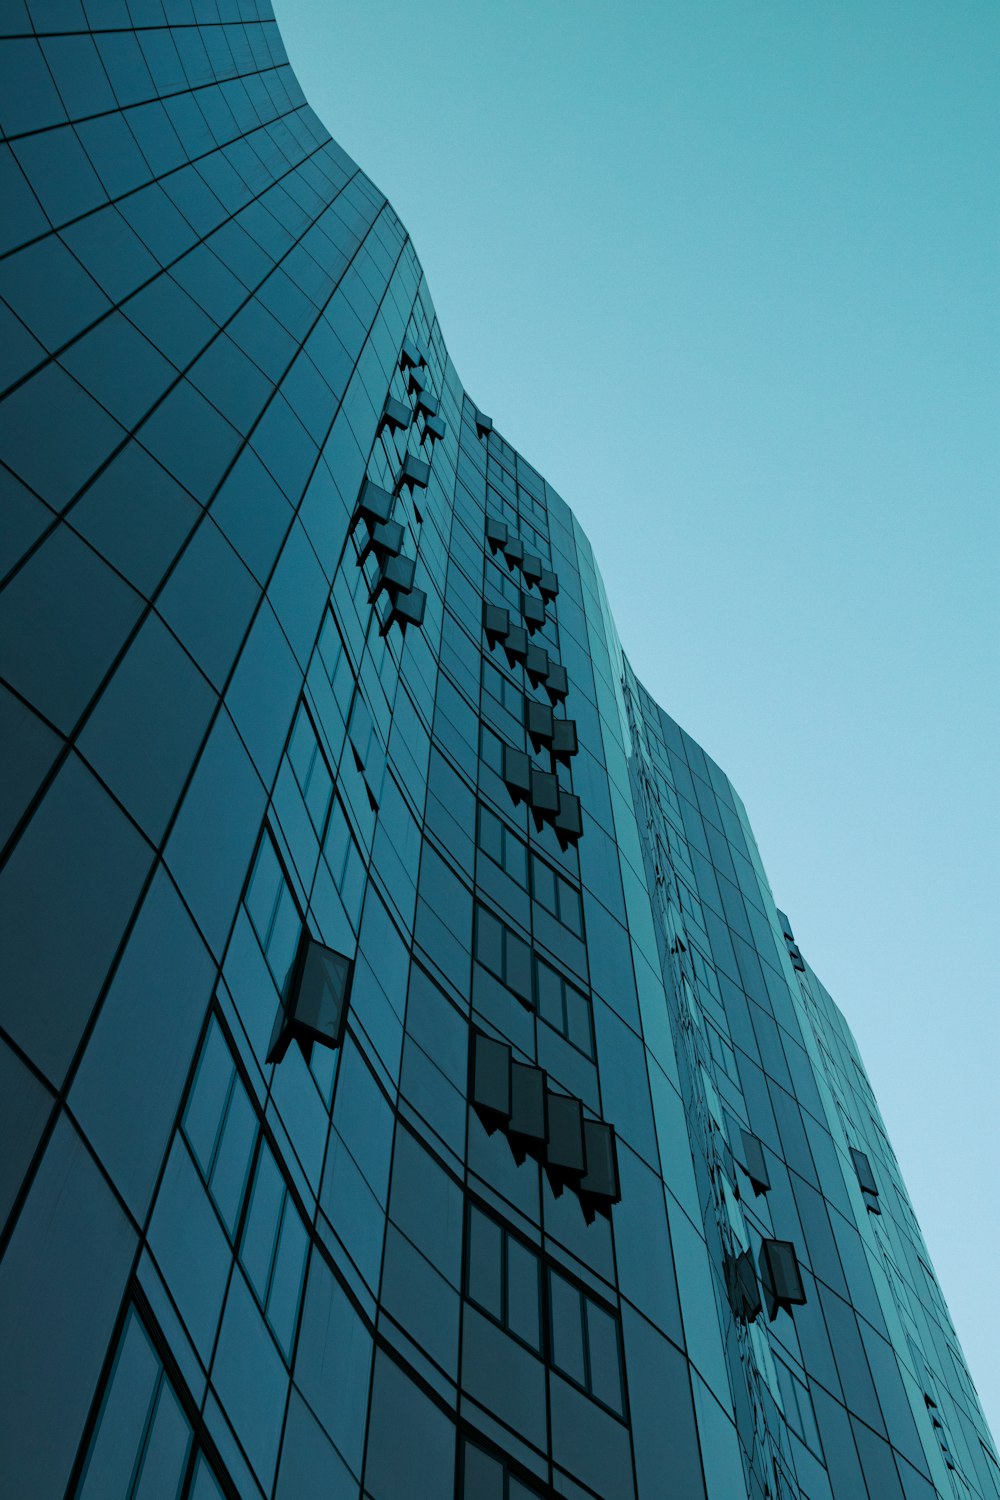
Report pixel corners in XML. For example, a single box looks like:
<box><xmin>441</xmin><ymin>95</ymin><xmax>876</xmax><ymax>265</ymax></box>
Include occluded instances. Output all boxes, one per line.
<box><xmin>266</xmin><ymin>1199</ymin><xmax>309</xmax><ymax>1358</ymax></box>
<box><xmin>466</xmin><ymin>1207</ymin><xmax>503</xmax><ymax>1320</ymax></box>
<box><xmin>304</xmin><ymin>755</ymin><xmax>333</xmax><ymax>830</ymax></box>
<box><xmin>478</xmin><ymin>806</ymin><xmax>503</xmax><ymax>865</ymax></box>
<box><xmin>504</xmin><ymin>833</ymin><xmax>527</xmax><ymax>888</ymax></box>
<box><xmin>461</xmin><ymin>1441</ymin><xmax>504</xmax><ymax>1500</ymax></box>
<box><xmin>548</xmin><ymin>1271</ymin><xmax>585</xmax><ymax>1383</ymax></box>
<box><xmin>504</xmin><ymin>931</ymin><xmax>531</xmax><ymax>1000</ymax></box>
<box><xmin>532</xmin><ymin>858</ymin><xmax>557</xmax><ymax>914</ymax></box>
<box><xmin>132</xmin><ymin>1380</ymin><xmax>191</xmax><ymax>1500</ymax></box>
<box><xmin>564</xmin><ymin>986</ymin><xmax>593</xmax><ymax>1057</ymax></box>
<box><xmin>505</xmin><ymin>1236</ymin><xmax>540</xmax><ymax>1350</ymax></box>
<box><xmin>209</xmin><ymin>1077</ymin><xmax>257</xmax><ymax>1236</ymax></box>
<box><xmin>245</xmin><ymin>834</ymin><xmax>281</xmax><ymax>945</ymax></box>
<box><xmin>557</xmin><ymin>878</ymin><xmax>583</xmax><ymax>935</ymax></box>
<box><xmin>78</xmin><ymin>1310</ymin><xmax>159</xmax><ymax>1500</ymax></box>
<box><xmin>265</xmin><ymin>879</ymin><xmax>300</xmax><ymax>992</ymax></box>
<box><xmin>240</xmin><ymin>1148</ymin><xmax>284</xmax><ymax>1303</ymax></box>
<box><xmin>182</xmin><ymin>1020</ymin><xmax>233</xmax><ymax>1179</ymax></box>
<box><xmin>535</xmin><ymin>962</ymin><xmax>563</xmax><ymax>1028</ymax></box>
<box><xmin>188</xmin><ymin>1456</ymin><xmax>225</xmax><ymax>1500</ymax></box>
<box><xmin>475</xmin><ymin>907</ymin><xmax>503</xmax><ymax>977</ymax></box>
<box><xmin>287</xmin><ymin>706</ymin><xmax>315</xmax><ymax>789</ymax></box>
<box><xmin>585</xmin><ymin>1298</ymin><xmax>623</xmax><ymax>1414</ymax></box>
<box><xmin>324</xmin><ymin>799</ymin><xmax>350</xmax><ymax>882</ymax></box>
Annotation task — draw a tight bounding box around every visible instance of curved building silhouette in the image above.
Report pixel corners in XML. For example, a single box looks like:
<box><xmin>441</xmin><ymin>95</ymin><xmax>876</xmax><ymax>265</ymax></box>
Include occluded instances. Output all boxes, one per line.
<box><xmin>0</xmin><ymin>6</ymin><xmax>995</xmax><ymax>1499</ymax></box>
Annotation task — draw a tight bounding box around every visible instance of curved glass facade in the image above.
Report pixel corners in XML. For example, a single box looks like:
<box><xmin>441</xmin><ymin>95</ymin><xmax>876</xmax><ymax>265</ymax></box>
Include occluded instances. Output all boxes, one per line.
<box><xmin>0</xmin><ymin>5</ymin><xmax>995</xmax><ymax>1498</ymax></box>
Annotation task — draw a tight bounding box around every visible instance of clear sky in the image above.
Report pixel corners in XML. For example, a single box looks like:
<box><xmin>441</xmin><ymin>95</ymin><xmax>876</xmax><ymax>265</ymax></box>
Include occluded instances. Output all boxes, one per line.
<box><xmin>276</xmin><ymin>0</ymin><xmax>1000</xmax><ymax>1431</ymax></box>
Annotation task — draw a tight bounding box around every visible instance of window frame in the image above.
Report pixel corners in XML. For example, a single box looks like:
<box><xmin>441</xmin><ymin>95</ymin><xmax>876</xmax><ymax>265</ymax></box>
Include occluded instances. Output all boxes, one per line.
<box><xmin>463</xmin><ymin>1202</ymin><xmax>627</xmax><ymax>1422</ymax></box>
<box><xmin>547</xmin><ymin>1264</ymin><xmax>626</xmax><ymax>1419</ymax></box>
<box><xmin>464</xmin><ymin>1202</ymin><xmax>542</xmax><ymax>1355</ymax></box>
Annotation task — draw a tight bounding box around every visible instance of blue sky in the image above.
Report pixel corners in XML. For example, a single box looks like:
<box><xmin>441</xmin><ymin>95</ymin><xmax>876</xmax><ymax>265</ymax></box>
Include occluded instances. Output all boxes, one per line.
<box><xmin>276</xmin><ymin>0</ymin><xmax>1000</xmax><ymax>1430</ymax></box>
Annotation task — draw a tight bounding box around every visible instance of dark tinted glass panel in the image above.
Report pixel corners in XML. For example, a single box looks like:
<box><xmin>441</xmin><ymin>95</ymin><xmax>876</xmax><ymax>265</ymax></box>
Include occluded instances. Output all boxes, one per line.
<box><xmin>549</xmin><ymin>1272</ymin><xmax>585</xmax><ymax>1384</ymax></box>
<box><xmin>467</xmin><ymin>1207</ymin><xmax>503</xmax><ymax>1321</ymax></box>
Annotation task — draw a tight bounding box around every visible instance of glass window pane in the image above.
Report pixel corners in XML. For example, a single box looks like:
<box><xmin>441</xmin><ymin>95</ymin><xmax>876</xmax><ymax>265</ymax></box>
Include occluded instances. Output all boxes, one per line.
<box><xmin>774</xmin><ymin>1357</ymin><xmax>797</xmax><ymax>1420</ymax></box>
<box><xmin>564</xmin><ymin>986</ymin><xmax>593</xmax><ymax>1057</ymax></box>
<box><xmin>245</xmin><ymin>835</ymin><xmax>281</xmax><ymax>944</ymax></box>
<box><xmin>131</xmin><ymin>1380</ymin><xmax>191</xmax><ymax>1500</ymax></box>
<box><xmin>478</xmin><ymin>807</ymin><xmax>503</xmax><ymax>866</ymax></box>
<box><xmin>466</xmin><ymin>1208</ymin><xmax>502</xmax><ymax>1320</ymax></box>
<box><xmin>549</xmin><ymin>1271</ymin><xmax>585</xmax><ymax>1383</ymax></box>
<box><xmin>504</xmin><ymin>931</ymin><xmax>531</xmax><ymax>1000</ymax></box>
<box><xmin>304</xmin><ymin>755</ymin><xmax>333</xmax><ymax>831</ymax></box>
<box><xmin>324</xmin><ymin>799</ymin><xmax>350</xmax><ymax>882</ymax></box>
<box><xmin>265</xmin><ymin>880</ymin><xmax>300</xmax><ymax>992</ymax></box>
<box><xmin>796</xmin><ymin>1378</ymin><xmax>821</xmax><ymax>1451</ymax></box>
<box><xmin>505</xmin><ymin>1236</ymin><xmax>540</xmax><ymax>1350</ymax></box>
<box><xmin>209</xmin><ymin>1077</ymin><xmax>257</xmax><ymax>1236</ymax></box>
<box><xmin>461</xmin><ymin>1440</ymin><xmax>504</xmax><ymax>1500</ymax></box>
<box><xmin>240</xmin><ymin>1149</ymin><xmax>284</xmax><ymax>1304</ymax></box>
<box><xmin>318</xmin><ymin>612</ymin><xmax>344</xmax><ymax>683</ymax></box>
<box><xmin>182</xmin><ymin>1020</ymin><xmax>233</xmax><ymax>1178</ymax></box>
<box><xmin>77</xmin><ymin>1310</ymin><xmax>159</xmax><ymax>1500</ymax></box>
<box><xmin>475</xmin><ymin>908</ymin><xmax>503</xmax><ymax>977</ymax></box>
<box><xmin>266</xmin><ymin>1201</ymin><xmax>309</xmax><ymax>1358</ymax></box>
<box><xmin>287</xmin><ymin>707</ymin><xmax>315</xmax><ymax>789</ymax></box>
<box><xmin>504</xmin><ymin>833</ymin><xmax>527</xmax><ymax>889</ymax></box>
<box><xmin>585</xmin><ymin>1298</ymin><xmax>623</xmax><ymax>1414</ymax></box>
<box><xmin>535</xmin><ymin>963</ymin><xmax>563</xmax><ymax>1028</ymax></box>
<box><xmin>557</xmin><ymin>878</ymin><xmax>583</xmax><ymax>935</ymax></box>
<box><xmin>480</xmin><ymin>726</ymin><xmax>503</xmax><ymax>773</ymax></box>
<box><xmin>188</xmin><ymin>1456</ymin><xmax>225</xmax><ymax>1499</ymax></box>
<box><xmin>532</xmin><ymin>858</ymin><xmax>556</xmax><ymax>914</ymax></box>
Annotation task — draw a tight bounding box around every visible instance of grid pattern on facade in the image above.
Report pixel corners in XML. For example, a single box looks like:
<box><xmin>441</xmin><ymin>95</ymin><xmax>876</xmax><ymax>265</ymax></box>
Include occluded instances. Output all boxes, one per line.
<box><xmin>0</xmin><ymin>6</ymin><xmax>996</xmax><ymax>1499</ymax></box>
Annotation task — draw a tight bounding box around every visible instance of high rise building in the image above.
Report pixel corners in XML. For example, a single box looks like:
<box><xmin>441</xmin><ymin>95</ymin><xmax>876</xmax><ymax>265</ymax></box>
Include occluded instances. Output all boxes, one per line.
<box><xmin>0</xmin><ymin>6</ymin><xmax>994</xmax><ymax>1499</ymax></box>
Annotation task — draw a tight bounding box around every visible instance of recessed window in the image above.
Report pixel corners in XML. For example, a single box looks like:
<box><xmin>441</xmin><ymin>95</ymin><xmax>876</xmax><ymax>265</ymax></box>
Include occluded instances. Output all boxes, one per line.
<box><xmin>317</xmin><ymin>610</ymin><xmax>355</xmax><ymax>721</ymax></box>
<box><xmin>706</xmin><ymin>1022</ymin><xmax>739</xmax><ymax>1084</ymax></box>
<box><xmin>548</xmin><ymin>1268</ymin><xmax>624</xmax><ymax>1416</ymax></box>
<box><xmin>75</xmin><ymin>1307</ymin><xmax>226</xmax><ymax>1500</ymax></box>
<box><xmin>474</xmin><ymin>904</ymin><xmax>532</xmax><ymax>1003</ymax></box>
<box><xmin>535</xmin><ymin>956</ymin><xmax>594</xmax><ymax>1057</ymax></box>
<box><xmin>287</xmin><ymin>703</ymin><xmax>333</xmax><ymax>834</ymax></box>
<box><xmin>461</xmin><ymin>1439</ymin><xmax>545</xmax><ymax>1500</ymax></box>
<box><xmin>245</xmin><ymin>831</ymin><xmax>301</xmax><ymax>992</ymax></box>
<box><xmin>182</xmin><ymin>1016</ymin><xmax>258</xmax><ymax>1239</ymax></box>
<box><xmin>240</xmin><ymin>1146</ymin><xmax>309</xmax><ymax>1357</ymax></box>
<box><xmin>477</xmin><ymin>804</ymin><xmax>528</xmax><ymax>887</ymax></box>
<box><xmin>465</xmin><ymin>1204</ymin><xmax>541</xmax><ymax>1352</ymax></box>
<box><xmin>773</xmin><ymin>1354</ymin><xmax>822</xmax><ymax>1455</ymax></box>
<box><xmin>531</xmin><ymin>853</ymin><xmax>583</xmax><ymax>935</ymax></box>
<box><xmin>483</xmin><ymin>659</ymin><xmax>523</xmax><ymax>718</ymax></box>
